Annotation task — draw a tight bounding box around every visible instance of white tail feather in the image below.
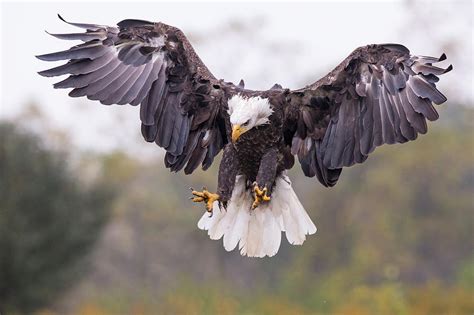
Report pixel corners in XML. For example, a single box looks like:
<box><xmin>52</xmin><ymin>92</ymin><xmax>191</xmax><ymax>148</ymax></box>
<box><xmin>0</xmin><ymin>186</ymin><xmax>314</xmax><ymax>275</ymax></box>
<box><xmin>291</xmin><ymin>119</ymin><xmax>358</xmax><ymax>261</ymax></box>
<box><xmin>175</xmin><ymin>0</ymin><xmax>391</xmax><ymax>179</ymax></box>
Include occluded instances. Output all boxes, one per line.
<box><xmin>197</xmin><ymin>173</ymin><xmax>317</xmax><ymax>257</ymax></box>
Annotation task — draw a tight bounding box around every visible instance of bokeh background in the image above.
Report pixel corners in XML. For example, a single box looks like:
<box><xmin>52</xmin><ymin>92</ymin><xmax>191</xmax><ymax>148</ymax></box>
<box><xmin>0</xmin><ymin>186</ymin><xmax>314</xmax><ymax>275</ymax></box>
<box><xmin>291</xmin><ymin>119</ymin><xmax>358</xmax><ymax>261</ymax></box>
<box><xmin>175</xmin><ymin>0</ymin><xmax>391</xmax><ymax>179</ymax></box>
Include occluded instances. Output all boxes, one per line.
<box><xmin>1</xmin><ymin>1</ymin><xmax>473</xmax><ymax>314</ymax></box>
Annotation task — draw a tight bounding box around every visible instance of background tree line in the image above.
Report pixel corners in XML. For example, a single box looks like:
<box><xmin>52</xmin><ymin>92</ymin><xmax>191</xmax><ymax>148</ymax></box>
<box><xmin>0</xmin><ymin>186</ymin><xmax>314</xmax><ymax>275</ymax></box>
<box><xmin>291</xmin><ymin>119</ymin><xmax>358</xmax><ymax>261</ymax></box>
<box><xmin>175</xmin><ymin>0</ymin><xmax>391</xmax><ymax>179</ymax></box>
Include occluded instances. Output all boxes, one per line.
<box><xmin>1</xmin><ymin>103</ymin><xmax>472</xmax><ymax>315</ymax></box>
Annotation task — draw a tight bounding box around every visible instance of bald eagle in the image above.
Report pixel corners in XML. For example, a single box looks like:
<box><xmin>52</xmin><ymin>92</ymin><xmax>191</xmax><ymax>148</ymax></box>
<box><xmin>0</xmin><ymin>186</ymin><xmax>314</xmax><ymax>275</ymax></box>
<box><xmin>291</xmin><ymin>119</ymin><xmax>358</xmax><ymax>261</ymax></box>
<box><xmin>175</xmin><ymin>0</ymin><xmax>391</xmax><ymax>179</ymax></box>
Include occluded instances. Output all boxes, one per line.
<box><xmin>37</xmin><ymin>16</ymin><xmax>452</xmax><ymax>257</ymax></box>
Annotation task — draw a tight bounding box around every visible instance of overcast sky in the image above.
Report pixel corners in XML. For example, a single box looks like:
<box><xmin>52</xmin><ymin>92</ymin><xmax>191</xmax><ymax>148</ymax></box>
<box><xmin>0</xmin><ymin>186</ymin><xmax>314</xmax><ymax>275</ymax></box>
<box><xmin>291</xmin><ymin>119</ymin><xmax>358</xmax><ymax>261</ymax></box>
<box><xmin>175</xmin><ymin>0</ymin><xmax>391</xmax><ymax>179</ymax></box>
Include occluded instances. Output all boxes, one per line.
<box><xmin>1</xmin><ymin>0</ymin><xmax>472</xmax><ymax>154</ymax></box>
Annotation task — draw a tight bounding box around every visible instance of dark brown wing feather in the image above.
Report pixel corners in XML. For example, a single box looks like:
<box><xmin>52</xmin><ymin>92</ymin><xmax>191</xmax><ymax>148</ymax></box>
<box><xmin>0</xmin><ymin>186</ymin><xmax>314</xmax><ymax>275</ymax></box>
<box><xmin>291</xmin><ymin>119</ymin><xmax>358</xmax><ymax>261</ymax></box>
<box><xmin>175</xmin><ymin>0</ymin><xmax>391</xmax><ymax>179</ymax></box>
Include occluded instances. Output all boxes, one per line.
<box><xmin>37</xmin><ymin>15</ymin><xmax>230</xmax><ymax>174</ymax></box>
<box><xmin>286</xmin><ymin>44</ymin><xmax>452</xmax><ymax>187</ymax></box>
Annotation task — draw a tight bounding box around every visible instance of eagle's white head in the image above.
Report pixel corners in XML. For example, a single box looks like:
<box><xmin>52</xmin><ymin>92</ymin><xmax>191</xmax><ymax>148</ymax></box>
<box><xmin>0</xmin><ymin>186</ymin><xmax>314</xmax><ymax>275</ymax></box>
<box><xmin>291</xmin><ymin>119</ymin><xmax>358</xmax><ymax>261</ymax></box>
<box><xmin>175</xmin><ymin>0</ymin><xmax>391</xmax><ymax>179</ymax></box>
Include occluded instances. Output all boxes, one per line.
<box><xmin>228</xmin><ymin>94</ymin><xmax>273</xmax><ymax>142</ymax></box>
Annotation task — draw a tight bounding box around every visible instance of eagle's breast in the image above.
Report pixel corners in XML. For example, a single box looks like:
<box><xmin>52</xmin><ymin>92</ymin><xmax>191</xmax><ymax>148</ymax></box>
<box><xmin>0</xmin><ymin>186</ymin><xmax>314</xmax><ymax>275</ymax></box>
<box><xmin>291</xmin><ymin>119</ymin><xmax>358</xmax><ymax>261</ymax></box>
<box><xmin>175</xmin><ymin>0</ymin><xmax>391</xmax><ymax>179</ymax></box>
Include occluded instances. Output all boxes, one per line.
<box><xmin>232</xmin><ymin>95</ymin><xmax>285</xmax><ymax>181</ymax></box>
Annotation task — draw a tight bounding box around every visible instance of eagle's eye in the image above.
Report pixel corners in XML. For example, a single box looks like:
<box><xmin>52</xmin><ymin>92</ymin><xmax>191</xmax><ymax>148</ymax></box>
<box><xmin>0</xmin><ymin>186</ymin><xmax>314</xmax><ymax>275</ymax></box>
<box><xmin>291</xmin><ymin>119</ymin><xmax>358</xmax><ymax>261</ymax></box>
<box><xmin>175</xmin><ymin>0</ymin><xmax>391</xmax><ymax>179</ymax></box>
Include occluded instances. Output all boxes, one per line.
<box><xmin>242</xmin><ymin>120</ymin><xmax>250</xmax><ymax>126</ymax></box>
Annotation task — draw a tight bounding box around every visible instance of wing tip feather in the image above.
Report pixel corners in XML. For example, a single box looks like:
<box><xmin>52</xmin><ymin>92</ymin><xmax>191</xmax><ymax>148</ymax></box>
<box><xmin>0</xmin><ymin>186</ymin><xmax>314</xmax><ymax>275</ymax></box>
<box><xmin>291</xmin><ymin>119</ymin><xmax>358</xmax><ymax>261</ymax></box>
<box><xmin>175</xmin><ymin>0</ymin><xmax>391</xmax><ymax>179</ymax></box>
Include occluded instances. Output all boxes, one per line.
<box><xmin>444</xmin><ymin>64</ymin><xmax>453</xmax><ymax>73</ymax></box>
<box><xmin>37</xmin><ymin>69</ymin><xmax>52</xmax><ymax>77</ymax></box>
<box><xmin>57</xmin><ymin>13</ymin><xmax>66</xmax><ymax>23</ymax></box>
<box><xmin>35</xmin><ymin>54</ymin><xmax>51</xmax><ymax>61</ymax></box>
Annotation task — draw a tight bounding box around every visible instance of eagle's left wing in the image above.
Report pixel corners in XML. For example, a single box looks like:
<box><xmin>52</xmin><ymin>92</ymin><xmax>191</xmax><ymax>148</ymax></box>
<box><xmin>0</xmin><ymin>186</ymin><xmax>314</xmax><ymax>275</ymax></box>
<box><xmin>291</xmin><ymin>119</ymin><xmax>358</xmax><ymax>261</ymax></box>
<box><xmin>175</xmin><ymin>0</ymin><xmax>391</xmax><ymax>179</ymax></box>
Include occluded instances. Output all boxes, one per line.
<box><xmin>285</xmin><ymin>44</ymin><xmax>452</xmax><ymax>187</ymax></box>
<box><xmin>37</xmin><ymin>15</ymin><xmax>231</xmax><ymax>174</ymax></box>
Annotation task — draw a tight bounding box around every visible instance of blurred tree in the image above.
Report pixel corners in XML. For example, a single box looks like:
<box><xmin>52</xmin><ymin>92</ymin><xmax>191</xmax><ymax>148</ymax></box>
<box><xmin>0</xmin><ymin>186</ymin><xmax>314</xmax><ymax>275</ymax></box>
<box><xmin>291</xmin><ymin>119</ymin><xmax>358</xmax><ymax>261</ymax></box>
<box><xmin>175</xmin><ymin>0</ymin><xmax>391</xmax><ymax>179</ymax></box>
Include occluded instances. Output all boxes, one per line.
<box><xmin>0</xmin><ymin>122</ymin><xmax>113</xmax><ymax>314</ymax></box>
<box><xmin>21</xmin><ymin>104</ymin><xmax>471</xmax><ymax>314</ymax></box>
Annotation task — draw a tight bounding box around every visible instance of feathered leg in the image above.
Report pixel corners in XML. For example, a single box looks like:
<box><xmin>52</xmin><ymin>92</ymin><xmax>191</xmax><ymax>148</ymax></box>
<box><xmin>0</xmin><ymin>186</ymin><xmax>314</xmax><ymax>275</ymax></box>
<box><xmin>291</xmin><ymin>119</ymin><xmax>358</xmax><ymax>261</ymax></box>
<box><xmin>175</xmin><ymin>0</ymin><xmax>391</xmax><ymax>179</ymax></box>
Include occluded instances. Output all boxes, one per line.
<box><xmin>217</xmin><ymin>143</ymin><xmax>240</xmax><ymax>207</ymax></box>
<box><xmin>191</xmin><ymin>143</ymin><xmax>239</xmax><ymax>213</ymax></box>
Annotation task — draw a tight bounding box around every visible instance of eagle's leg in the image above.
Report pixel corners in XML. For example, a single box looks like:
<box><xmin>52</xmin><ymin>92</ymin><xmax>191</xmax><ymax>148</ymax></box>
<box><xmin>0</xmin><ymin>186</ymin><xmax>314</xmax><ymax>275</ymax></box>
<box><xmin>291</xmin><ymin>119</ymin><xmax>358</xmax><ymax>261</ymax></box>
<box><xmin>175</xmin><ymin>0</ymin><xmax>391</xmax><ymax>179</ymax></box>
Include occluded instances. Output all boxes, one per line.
<box><xmin>252</xmin><ymin>147</ymin><xmax>278</xmax><ymax>209</ymax></box>
<box><xmin>191</xmin><ymin>189</ymin><xmax>220</xmax><ymax>212</ymax></box>
<box><xmin>190</xmin><ymin>144</ymin><xmax>239</xmax><ymax>213</ymax></box>
<box><xmin>216</xmin><ymin>143</ymin><xmax>239</xmax><ymax>209</ymax></box>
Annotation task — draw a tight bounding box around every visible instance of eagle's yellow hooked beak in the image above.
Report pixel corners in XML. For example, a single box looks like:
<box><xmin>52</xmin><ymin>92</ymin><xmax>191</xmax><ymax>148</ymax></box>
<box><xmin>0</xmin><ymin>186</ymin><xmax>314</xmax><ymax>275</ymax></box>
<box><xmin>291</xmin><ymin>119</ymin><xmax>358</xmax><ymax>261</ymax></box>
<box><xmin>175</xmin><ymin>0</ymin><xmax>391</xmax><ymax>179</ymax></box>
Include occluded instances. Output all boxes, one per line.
<box><xmin>232</xmin><ymin>125</ymin><xmax>247</xmax><ymax>143</ymax></box>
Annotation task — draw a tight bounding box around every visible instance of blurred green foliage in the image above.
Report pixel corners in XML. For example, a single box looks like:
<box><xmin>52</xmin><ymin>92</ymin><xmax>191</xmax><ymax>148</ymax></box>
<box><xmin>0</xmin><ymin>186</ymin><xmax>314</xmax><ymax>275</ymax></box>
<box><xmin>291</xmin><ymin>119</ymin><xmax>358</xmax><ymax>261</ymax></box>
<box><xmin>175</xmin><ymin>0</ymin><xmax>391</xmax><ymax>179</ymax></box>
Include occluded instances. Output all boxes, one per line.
<box><xmin>1</xmin><ymin>106</ymin><xmax>473</xmax><ymax>315</ymax></box>
<box><xmin>0</xmin><ymin>122</ymin><xmax>113</xmax><ymax>314</ymax></box>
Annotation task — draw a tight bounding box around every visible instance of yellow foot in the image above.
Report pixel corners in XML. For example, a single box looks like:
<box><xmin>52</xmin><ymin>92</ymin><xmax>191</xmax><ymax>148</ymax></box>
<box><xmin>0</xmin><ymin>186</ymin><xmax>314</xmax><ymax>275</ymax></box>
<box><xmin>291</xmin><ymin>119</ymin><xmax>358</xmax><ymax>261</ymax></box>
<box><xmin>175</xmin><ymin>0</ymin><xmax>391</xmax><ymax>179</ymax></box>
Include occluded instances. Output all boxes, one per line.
<box><xmin>190</xmin><ymin>187</ymin><xmax>220</xmax><ymax>213</ymax></box>
<box><xmin>252</xmin><ymin>184</ymin><xmax>271</xmax><ymax>209</ymax></box>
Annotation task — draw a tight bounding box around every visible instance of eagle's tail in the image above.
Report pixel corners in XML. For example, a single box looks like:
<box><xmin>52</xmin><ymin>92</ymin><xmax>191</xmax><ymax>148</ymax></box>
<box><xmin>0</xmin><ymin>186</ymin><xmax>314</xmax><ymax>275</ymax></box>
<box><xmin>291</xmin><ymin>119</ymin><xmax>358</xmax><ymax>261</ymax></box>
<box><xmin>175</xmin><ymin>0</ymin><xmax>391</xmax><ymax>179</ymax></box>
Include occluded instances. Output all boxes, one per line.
<box><xmin>197</xmin><ymin>172</ymin><xmax>317</xmax><ymax>257</ymax></box>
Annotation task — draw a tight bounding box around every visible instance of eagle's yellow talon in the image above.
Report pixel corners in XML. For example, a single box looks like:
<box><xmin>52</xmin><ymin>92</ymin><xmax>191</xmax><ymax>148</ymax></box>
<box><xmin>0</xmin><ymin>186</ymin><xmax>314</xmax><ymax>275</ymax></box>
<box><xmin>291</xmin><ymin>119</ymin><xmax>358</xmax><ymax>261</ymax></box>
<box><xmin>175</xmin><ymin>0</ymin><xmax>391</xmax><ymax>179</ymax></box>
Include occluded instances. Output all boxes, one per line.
<box><xmin>191</xmin><ymin>188</ymin><xmax>219</xmax><ymax>212</ymax></box>
<box><xmin>191</xmin><ymin>190</ymin><xmax>205</xmax><ymax>198</ymax></box>
<box><xmin>252</xmin><ymin>185</ymin><xmax>271</xmax><ymax>209</ymax></box>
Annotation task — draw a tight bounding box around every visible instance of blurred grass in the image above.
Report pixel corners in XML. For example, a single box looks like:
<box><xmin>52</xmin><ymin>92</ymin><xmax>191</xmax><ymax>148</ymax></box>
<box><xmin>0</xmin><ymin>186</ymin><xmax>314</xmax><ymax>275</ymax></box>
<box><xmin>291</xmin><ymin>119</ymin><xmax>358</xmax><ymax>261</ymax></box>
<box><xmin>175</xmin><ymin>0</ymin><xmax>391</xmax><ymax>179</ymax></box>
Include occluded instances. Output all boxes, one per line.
<box><xmin>36</xmin><ymin>282</ymin><xmax>474</xmax><ymax>315</ymax></box>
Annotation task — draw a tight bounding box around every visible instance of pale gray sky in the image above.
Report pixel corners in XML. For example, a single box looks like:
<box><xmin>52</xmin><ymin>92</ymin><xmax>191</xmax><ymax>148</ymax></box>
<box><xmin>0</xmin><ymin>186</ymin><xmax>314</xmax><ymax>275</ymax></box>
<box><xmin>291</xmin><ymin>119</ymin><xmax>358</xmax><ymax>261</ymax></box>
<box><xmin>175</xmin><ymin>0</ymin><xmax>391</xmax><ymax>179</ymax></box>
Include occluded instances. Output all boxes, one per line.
<box><xmin>1</xmin><ymin>0</ymin><xmax>472</xmax><ymax>154</ymax></box>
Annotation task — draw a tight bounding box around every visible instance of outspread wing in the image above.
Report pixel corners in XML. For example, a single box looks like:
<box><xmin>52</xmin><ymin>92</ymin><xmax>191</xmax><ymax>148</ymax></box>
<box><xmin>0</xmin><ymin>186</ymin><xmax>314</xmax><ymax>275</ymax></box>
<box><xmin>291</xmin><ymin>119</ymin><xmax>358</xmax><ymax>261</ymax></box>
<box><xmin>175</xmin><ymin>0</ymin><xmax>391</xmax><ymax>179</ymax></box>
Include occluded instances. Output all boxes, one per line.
<box><xmin>286</xmin><ymin>44</ymin><xmax>452</xmax><ymax>187</ymax></box>
<box><xmin>37</xmin><ymin>15</ymin><xmax>230</xmax><ymax>174</ymax></box>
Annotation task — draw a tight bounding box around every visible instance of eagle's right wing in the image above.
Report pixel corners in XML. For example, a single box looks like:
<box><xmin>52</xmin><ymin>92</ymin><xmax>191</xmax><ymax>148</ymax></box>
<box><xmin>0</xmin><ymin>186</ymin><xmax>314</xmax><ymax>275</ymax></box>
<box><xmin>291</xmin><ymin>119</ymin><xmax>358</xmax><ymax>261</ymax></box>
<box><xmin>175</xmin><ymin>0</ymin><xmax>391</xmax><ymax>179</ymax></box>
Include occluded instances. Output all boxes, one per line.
<box><xmin>37</xmin><ymin>15</ymin><xmax>231</xmax><ymax>174</ymax></box>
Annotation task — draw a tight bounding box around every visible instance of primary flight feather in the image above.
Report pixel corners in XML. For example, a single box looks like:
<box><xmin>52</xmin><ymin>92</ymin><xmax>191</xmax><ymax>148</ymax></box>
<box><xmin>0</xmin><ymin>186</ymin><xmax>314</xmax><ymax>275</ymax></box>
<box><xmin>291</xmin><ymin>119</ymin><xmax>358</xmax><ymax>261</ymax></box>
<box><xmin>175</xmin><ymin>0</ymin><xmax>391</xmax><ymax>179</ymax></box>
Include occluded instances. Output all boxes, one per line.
<box><xmin>37</xmin><ymin>15</ymin><xmax>452</xmax><ymax>257</ymax></box>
